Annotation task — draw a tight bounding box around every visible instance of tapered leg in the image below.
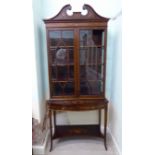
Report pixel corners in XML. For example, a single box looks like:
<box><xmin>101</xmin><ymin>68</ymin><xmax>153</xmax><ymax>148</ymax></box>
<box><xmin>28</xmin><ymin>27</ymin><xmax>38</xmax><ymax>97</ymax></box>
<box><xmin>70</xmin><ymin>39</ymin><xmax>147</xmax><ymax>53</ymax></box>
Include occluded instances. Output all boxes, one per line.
<box><xmin>99</xmin><ymin>109</ymin><xmax>101</xmax><ymax>126</ymax></box>
<box><xmin>104</xmin><ymin>104</ymin><xmax>108</xmax><ymax>150</ymax></box>
<box><xmin>49</xmin><ymin>110</ymin><xmax>53</xmax><ymax>152</ymax></box>
<box><xmin>53</xmin><ymin>111</ymin><xmax>56</xmax><ymax>127</ymax></box>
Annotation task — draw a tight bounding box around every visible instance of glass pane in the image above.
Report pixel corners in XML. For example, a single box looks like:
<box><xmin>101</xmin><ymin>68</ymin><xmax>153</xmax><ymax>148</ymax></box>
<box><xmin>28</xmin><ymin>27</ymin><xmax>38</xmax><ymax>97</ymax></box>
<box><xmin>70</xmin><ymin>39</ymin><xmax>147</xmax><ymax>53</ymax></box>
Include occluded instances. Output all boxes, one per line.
<box><xmin>68</xmin><ymin>49</ymin><xmax>74</xmax><ymax>64</ymax></box>
<box><xmin>49</xmin><ymin>30</ymin><xmax>74</xmax><ymax>96</ymax></box>
<box><xmin>64</xmin><ymin>82</ymin><xmax>74</xmax><ymax>95</ymax></box>
<box><xmin>80</xmin><ymin>29</ymin><xmax>104</xmax><ymax>95</ymax></box>
<box><xmin>80</xmin><ymin>47</ymin><xmax>104</xmax><ymax>65</ymax></box>
<box><xmin>69</xmin><ymin>66</ymin><xmax>74</xmax><ymax>79</ymax></box>
<box><xmin>80</xmin><ymin>30</ymin><xmax>104</xmax><ymax>46</ymax></box>
<box><xmin>80</xmin><ymin>81</ymin><xmax>103</xmax><ymax>95</ymax></box>
<box><xmin>80</xmin><ymin>81</ymin><xmax>89</xmax><ymax>95</ymax></box>
<box><xmin>49</xmin><ymin>31</ymin><xmax>61</xmax><ymax>46</ymax></box>
<box><xmin>80</xmin><ymin>66</ymin><xmax>87</xmax><ymax>79</ymax></box>
<box><xmin>51</xmin><ymin>65</ymin><xmax>74</xmax><ymax>80</ymax></box>
<box><xmin>52</xmin><ymin>82</ymin><xmax>62</xmax><ymax>96</ymax></box>
<box><xmin>49</xmin><ymin>30</ymin><xmax>74</xmax><ymax>65</ymax></box>
<box><xmin>52</xmin><ymin>82</ymin><xmax>74</xmax><ymax>96</ymax></box>
<box><xmin>98</xmin><ymin>65</ymin><xmax>104</xmax><ymax>80</ymax></box>
<box><xmin>80</xmin><ymin>30</ymin><xmax>104</xmax><ymax>65</ymax></box>
<box><xmin>51</xmin><ymin>66</ymin><xmax>56</xmax><ymax>80</ymax></box>
<box><xmin>57</xmin><ymin>66</ymin><xmax>68</xmax><ymax>80</ymax></box>
<box><xmin>62</xmin><ymin>31</ymin><xmax>74</xmax><ymax>46</ymax></box>
<box><xmin>49</xmin><ymin>30</ymin><xmax>73</xmax><ymax>47</ymax></box>
<box><xmin>80</xmin><ymin>65</ymin><xmax>104</xmax><ymax>80</ymax></box>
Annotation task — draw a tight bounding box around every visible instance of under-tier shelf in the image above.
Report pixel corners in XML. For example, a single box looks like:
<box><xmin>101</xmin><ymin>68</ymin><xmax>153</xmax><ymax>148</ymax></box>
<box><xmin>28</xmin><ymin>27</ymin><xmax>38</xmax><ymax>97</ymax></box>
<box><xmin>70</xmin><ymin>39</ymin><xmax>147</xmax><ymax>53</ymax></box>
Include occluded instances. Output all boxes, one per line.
<box><xmin>53</xmin><ymin>125</ymin><xmax>103</xmax><ymax>139</ymax></box>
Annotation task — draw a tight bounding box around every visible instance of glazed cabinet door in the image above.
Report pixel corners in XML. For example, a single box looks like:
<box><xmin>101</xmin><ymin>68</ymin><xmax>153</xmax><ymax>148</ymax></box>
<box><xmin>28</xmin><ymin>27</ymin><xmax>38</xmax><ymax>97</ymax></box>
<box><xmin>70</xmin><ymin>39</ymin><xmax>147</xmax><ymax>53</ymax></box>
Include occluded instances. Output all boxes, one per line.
<box><xmin>48</xmin><ymin>29</ymin><xmax>75</xmax><ymax>97</ymax></box>
<box><xmin>79</xmin><ymin>29</ymin><xmax>106</xmax><ymax>96</ymax></box>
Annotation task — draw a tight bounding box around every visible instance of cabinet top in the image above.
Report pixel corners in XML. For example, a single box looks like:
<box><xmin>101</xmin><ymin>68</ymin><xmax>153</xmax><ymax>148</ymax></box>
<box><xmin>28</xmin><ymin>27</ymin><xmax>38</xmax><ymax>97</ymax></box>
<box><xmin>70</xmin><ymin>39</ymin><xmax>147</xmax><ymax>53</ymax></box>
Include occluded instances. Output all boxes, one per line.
<box><xmin>43</xmin><ymin>4</ymin><xmax>109</xmax><ymax>24</ymax></box>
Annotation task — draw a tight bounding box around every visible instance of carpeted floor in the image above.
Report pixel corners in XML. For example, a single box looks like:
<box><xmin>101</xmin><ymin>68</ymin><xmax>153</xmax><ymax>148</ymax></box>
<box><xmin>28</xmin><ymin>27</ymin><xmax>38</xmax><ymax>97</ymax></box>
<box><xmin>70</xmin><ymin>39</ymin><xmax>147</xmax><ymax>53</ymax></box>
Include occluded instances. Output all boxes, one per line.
<box><xmin>43</xmin><ymin>133</ymin><xmax>120</xmax><ymax>155</ymax></box>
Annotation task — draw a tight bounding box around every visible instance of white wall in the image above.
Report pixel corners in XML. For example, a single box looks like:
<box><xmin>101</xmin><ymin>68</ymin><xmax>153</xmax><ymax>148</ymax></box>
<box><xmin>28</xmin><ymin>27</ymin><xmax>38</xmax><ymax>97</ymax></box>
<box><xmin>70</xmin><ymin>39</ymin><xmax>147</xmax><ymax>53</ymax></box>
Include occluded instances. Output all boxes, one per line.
<box><xmin>106</xmin><ymin>14</ymin><xmax>122</xmax><ymax>153</ymax></box>
<box><xmin>32</xmin><ymin>46</ymin><xmax>40</xmax><ymax>120</ymax></box>
<box><xmin>32</xmin><ymin>0</ymin><xmax>47</xmax><ymax>122</ymax></box>
<box><xmin>32</xmin><ymin>0</ymin><xmax>122</xmax><ymax>152</ymax></box>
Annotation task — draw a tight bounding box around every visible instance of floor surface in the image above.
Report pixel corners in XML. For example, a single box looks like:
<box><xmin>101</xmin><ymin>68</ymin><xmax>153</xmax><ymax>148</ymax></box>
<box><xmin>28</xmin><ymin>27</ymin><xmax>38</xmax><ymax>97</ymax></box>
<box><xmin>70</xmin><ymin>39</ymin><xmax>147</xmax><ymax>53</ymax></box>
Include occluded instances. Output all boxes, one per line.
<box><xmin>41</xmin><ymin>133</ymin><xmax>120</xmax><ymax>155</ymax></box>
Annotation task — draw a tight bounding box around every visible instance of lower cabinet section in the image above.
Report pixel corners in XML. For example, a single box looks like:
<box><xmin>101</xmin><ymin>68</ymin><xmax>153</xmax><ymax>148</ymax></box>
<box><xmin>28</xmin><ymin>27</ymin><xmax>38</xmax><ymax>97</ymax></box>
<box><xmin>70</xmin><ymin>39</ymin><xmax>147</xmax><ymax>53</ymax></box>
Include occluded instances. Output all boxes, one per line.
<box><xmin>47</xmin><ymin>99</ymin><xmax>108</xmax><ymax>151</ymax></box>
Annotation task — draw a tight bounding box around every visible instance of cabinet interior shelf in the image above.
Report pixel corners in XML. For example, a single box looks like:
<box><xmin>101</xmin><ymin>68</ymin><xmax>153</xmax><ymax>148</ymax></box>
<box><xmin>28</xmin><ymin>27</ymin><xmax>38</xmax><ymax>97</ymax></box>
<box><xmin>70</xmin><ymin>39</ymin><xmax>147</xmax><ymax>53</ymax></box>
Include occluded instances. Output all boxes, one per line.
<box><xmin>80</xmin><ymin>45</ymin><xmax>104</xmax><ymax>48</ymax></box>
<box><xmin>50</xmin><ymin>46</ymin><xmax>74</xmax><ymax>49</ymax></box>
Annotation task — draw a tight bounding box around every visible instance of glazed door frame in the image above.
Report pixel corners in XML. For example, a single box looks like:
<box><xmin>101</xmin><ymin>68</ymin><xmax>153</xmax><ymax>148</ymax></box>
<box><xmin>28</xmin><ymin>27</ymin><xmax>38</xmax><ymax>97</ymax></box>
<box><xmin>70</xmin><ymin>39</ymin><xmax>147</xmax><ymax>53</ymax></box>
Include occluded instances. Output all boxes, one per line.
<box><xmin>76</xmin><ymin>27</ymin><xmax>107</xmax><ymax>98</ymax></box>
<box><xmin>46</xmin><ymin>28</ymin><xmax>77</xmax><ymax>98</ymax></box>
<box><xmin>46</xmin><ymin>27</ymin><xmax>108</xmax><ymax>99</ymax></box>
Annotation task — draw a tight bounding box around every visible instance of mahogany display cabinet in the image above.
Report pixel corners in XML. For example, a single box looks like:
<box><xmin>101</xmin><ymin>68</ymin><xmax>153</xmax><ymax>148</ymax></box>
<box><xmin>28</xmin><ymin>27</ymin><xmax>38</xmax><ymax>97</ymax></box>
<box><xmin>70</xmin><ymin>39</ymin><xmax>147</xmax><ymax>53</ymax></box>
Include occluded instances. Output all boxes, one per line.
<box><xmin>43</xmin><ymin>4</ymin><xmax>109</xmax><ymax>151</ymax></box>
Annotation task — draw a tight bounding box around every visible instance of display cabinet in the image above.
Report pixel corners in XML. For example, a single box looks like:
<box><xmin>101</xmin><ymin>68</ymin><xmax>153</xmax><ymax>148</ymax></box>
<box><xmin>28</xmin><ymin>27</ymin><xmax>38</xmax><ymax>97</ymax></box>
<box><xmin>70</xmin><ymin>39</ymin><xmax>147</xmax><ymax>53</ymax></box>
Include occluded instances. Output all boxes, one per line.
<box><xmin>43</xmin><ymin>4</ymin><xmax>109</xmax><ymax>151</ymax></box>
